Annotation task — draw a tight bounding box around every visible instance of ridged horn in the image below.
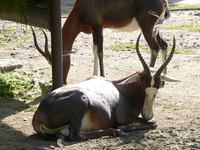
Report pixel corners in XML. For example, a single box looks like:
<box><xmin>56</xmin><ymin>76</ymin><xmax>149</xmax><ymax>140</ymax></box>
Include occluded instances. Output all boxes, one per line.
<box><xmin>136</xmin><ymin>34</ymin><xmax>151</xmax><ymax>77</ymax></box>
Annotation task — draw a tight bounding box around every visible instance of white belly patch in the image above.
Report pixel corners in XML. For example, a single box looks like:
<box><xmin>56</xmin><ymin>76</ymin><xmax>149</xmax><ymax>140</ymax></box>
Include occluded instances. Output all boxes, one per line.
<box><xmin>81</xmin><ymin>112</ymin><xmax>94</xmax><ymax>132</ymax></box>
<box><xmin>116</xmin><ymin>18</ymin><xmax>140</xmax><ymax>32</ymax></box>
<box><xmin>58</xmin><ymin>113</ymin><xmax>94</xmax><ymax>135</ymax></box>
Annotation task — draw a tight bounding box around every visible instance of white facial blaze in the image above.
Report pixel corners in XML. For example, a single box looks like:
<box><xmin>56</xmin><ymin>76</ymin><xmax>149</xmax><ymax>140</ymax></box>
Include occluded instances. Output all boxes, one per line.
<box><xmin>93</xmin><ymin>44</ymin><xmax>98</xmax><ymax>75</ymax></box>
<box><xmin>81</xmin><ymin>112</ymin><xmax>94</xmax><ymax>132</ymax></box>
<box><xmin>151</xmin><ymin>78</ymin><xmax>155</xmax><ymax>86</ymax></box>
<box><xmin>142</xmin><ymin>78</ymin><xmax>158</xmax><ymax>121</ymax></box>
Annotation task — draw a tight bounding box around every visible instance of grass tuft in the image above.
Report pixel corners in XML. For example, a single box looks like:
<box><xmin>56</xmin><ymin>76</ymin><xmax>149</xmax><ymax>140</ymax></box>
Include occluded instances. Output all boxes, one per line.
<box><xmin>108</xmin><ymin>42</ymin><xmax>149</xmax><ymax>52</ymax></box>
<box><xmin>162</xmin><ymin>24</ymin><xmax>200</xmax><ymax>32</ymax></box>
<box><xmin>169</xmin><ymin>4</ymin><xmax>200</xmax><ymax>10</ymax></box>
<box><xmin>174</xmin><ymin>48</ymin><xmax>193</xmax><ymax>54</ymax></box>
<box><xmin>193</xmin><ymin>56</ymin><xmax>200</xmax><ymax>62</ymax></box>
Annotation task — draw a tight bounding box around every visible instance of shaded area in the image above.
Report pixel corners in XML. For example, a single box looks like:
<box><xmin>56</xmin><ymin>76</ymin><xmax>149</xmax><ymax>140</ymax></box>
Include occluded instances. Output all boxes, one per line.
<box><xmin>168</xmin><ymin>0</ymin><xmax>184</xmax><ymax>4</ymax></box>
<box><xmin>0</xmin><ymin>115</ymin><xmax>57</xmax><ymax>149</ymax></box>
<box><xmin>0</xmin><ymin>0</ymin><xmax>60</xmax><ymax>149</ymax></box>
<box><xmin>0</xmin><ymin>0</ymin><xmax>49</xmax><ymax>29</ymax></box>
<box><xmin>0</xmin><ymin>83</ymin><xmax>54</xmax><ymax>149</ymax></box>
<box><xmin>117</xmin><ymin>130</ymin><xmax>149</xmax><ymax>147</ymax></box>
<box><xmin>0</xmin><ymin>98</ymin><xmax>153</xmax><ymax>148</ymax></box>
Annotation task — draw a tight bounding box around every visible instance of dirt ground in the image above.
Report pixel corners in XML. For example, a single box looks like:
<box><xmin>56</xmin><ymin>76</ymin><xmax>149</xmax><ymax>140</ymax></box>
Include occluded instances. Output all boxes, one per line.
<box><xmin>0</xmin><ymin>2</ymin><xmax>200</xmax><ymax>150</ymax></box>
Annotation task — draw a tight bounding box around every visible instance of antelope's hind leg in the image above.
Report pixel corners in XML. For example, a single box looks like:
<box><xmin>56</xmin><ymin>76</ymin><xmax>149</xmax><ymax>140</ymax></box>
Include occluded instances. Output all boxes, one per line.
<box><xmin>61</xmin><ymin>119</ymin><xmax>83</xmax><ymax>142</ymax></box>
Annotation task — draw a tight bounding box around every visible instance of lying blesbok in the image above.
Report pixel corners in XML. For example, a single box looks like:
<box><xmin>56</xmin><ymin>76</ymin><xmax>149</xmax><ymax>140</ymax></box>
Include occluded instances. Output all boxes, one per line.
<box><xmin>32</xmin><ymin>34</ymin><xmax>178</xmax><ymax>143</ymax></box>
<box><xmin>32</xmin><ymin>0</ymin><xmax>170</xmax><ymax>84</ymax></box>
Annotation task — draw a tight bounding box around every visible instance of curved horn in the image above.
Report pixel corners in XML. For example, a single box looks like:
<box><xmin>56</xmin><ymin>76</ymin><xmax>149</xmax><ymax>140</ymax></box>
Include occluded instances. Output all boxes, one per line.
<box><xmin>155</xmin><ymin>35</ymin><xmax>176</xmax><ymax>77</ymax></box>
<box><xmin>136</xmin><ymin>34</ymin><xmax>151</xmax><ymax>77</ymax></box>
<box><xmin>161</xmin><ymin>74</ymin><xmax>180</xmax><ymax>82</ymax></box>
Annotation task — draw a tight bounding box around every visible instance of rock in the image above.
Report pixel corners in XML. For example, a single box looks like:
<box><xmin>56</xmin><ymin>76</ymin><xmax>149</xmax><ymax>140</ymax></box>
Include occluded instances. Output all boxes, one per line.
<box><xmin>0</xmin><ymin>59</ymin><xmax>23</xmax><ymax>72</ymax></box>
<box><xmin>23</xmin><ymin>118</ymin><xmax>28</xmax><ymax>121</ymax></box>
<box><xmin>10</xmin><ymin>52</ymin><xmax>17</xmax><ymax>56</ymax></box>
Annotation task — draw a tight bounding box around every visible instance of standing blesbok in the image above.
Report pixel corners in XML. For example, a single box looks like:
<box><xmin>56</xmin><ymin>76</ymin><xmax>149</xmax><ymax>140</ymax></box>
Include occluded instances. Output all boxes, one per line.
<box><xmin>32</xmin><ymin>0</ymin><xmax>170</xmax><ymax>84</ymax></box>
<box><xmin>32</xmin><ymin>34</ymin><xmax>178</xmax><ymax>143</ymax></box>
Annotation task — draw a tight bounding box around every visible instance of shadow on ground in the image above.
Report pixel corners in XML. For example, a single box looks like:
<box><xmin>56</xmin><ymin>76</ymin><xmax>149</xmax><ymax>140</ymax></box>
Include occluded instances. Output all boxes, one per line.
<box><xmin>0</xmin><ymin>84</ymin><xmax>55</xmax><ymax>149</ymax></box>
<box><xmin>168</xmin><ymin>0</ymin><xmax>184</xmax><ymax>4</ymax></box>
<box><xmin>0</xmin><ymin>87</ymin><xmax>153</xmax><ymax>149</ymax></box>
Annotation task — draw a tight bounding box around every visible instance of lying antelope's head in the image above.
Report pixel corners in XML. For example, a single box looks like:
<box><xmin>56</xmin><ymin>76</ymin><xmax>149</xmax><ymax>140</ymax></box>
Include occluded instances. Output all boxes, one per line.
<box><xmin>119</xmin><ymin>34</ymin><xmax>178</xmax><ymax>121</ymax></box>
<box><xmin>136</xmin><ymin>34</ymin><xmax>178</xmax><ymax>120</ymax></box>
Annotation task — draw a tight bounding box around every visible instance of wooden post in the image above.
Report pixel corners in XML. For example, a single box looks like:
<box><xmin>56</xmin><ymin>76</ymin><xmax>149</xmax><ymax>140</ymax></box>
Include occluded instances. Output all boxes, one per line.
<box><xmin>49</xmin><ymin>0</ymin><xmax>63</xmax><ymax>89</ymax></box>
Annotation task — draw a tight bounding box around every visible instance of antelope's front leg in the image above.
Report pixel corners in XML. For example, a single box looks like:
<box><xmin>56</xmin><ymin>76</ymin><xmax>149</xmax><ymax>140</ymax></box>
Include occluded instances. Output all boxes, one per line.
<box><xmin>155</xmin><ymin>31</ymin><xmax>168</xmax><ymax>75</ymax></box>
<box><xmin>59</xmin><ymin>128</ymin><xmax>127</xmax><ymax>146</ymax></box>
<box><xmin>92</xmin><ymin>25</ymin><xmax>105</xmax><ymax>77</ymax></box>
<box><xmin>63</xmin><ymin>55</ymin><xmax>71</xmax><ymax>84</ymax></box>
<box><xmin>62</xmin><ymin>12</ymin><xmax>82</xmax><ymax>84</ymax></box>
<box><xmin>118</xmin><ymin>118</ymin><xmax>157</xmax><ymax>132</ymax></box>
<box><xmin>93</xmin><ymin>44</ymin><xmax>99</xmax><ymax>75</ymax></box>
<box><xmin>80</xmin><ymin>128</ymin><xmax>127</xmax><ymax>139</ymax></box>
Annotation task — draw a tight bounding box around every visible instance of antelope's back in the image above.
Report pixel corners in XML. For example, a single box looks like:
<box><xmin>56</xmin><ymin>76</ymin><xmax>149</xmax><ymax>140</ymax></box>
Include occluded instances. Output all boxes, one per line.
<box><xmin>67</xmin><ymin>76</ymin><xmax>121</xmax><ymax>110</ymax></box>
<box><xmin>32</xmin><ymin>76</ymin><xmax>121</xmax><ymax>132</ymax></box>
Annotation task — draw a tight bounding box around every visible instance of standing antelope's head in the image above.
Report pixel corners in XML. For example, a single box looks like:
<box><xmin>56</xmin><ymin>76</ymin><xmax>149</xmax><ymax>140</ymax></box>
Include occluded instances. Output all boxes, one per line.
<box><xmin>137</xmin><ymin>34</ymin><xmax>178</xmax><ymax>120</ymax></box>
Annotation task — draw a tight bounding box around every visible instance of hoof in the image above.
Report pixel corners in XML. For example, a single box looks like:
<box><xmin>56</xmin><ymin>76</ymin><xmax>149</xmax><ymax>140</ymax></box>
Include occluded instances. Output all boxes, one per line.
<box><xmin>116</xmin><ymin>130</ymin><xmax>129</xmax><ymax>137</ymax></box>
<box><xmin>147</xmin><ymin>121</ymin><xmax>158</xmax><ymax>129</ymax></box>
<box><xmin>160</xmin><ymin>81</ymin><xmax>165</xmax><ymax>88</ymax></box>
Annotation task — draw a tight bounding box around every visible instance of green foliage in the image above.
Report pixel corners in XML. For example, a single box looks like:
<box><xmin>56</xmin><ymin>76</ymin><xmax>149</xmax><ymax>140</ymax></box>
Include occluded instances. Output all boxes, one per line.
<box><xmin>169</xmin><ymin>4</ymin><xmax>199</xmax><ymax>10</ymax></box>
<box><xmin>109</xmin><ymin>43</ymin><xmax>147</xmax><ymax>52</ymax></box>
<box><xmin>0</xmin><ymin>27</ymin><xmax>18</xmax><ymax>46</ymax></box>
<box><xmin>0</xmin><ymin>26</ymin><xmax>32</xmax><ymax>48</ymax></box>
<box><xmin>112</xmin><ymin>43</ymin><xmax>136</xmax><ymax>51</ymax></box>
<box><xmin>174</xmin><ymin>48</ymin><xmax>193</xmax><ymax>54</ymax></box>
<box><xmin>193</xmin><ymin>56</ymin><xmax>200</xmax><ymax>62</ymax></box>
<box><xmin>0</xmin><ymin>0</ymin><xmax>35</xmax><ymax>12</ymax></box>
<box><xmin>0</xmin><ymin>72</ymin><xmax>51</xmax><ymax>103</ymax></box>
<box><xmin>173</xmin><ymin>64</ymin><xmax>180</xmax><ymax>69</ymax></box>
<box><xmin>162</xmin><ymin>24</ymin><xmax>200</xmax><ymax>32</ymax></box>
<box><xmin>109</xmin><ymin>41</ymin><xmax>193</xmax><ymax>55</ymax></box>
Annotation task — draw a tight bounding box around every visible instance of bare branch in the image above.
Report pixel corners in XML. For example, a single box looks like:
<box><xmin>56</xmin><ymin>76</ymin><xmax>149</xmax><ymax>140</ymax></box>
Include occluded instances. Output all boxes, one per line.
<box><xmin>31</xmin><ymin>26</ymin><xmax>52</xmax><ymax>65</ymax></box>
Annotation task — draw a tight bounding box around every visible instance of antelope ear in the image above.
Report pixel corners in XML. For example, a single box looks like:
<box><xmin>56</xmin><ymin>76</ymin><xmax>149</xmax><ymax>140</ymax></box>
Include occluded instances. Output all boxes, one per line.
<box><xmin>118</xmin><ymin>73</ymin><xmax>140</xmax><ymax>85</ymax></box>
<box><xmin>161</xmin><ymin>74</ymin><xmax>180</xmax><ymax>82</ymax></box>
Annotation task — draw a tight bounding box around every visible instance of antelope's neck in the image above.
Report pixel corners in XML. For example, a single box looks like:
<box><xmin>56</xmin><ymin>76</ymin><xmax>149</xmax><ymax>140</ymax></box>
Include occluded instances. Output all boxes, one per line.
<box><xmin>113</xmin><ymin>74</ymin><xmax>146</xmax><ymax>110</ymax></box>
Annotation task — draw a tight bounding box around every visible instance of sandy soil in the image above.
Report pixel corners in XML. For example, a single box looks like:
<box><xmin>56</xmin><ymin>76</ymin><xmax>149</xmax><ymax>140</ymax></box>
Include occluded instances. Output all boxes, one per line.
<box><xmin>0</xmin><ymin>2</ymin><xmax>200</xmax><ymax>150</ymax></box>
